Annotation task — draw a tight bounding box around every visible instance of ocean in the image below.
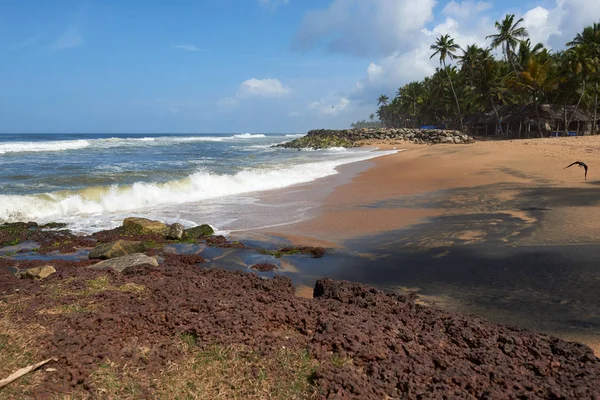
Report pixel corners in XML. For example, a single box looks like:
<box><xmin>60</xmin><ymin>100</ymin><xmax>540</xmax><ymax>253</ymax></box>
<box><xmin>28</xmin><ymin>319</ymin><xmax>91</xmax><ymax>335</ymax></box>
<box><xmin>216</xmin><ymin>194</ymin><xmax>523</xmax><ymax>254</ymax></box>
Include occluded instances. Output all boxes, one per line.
<box><xmin>0</xmin><ymin>133</ymin><xmax>395</xmax><ymax>234</ymax></box>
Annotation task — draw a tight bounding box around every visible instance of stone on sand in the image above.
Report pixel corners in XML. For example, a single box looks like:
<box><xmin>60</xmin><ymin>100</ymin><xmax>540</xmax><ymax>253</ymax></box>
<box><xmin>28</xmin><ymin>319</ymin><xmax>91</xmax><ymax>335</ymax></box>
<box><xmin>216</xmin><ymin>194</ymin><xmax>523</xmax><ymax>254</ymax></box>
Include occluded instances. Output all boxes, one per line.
<box><xmin>88</xmin><ymin>239</ymin><xmax>147</xmax><ymax>260</ymax></box>
<box><xmin>88</xmin><ymin>253</ymin><xmax>158</xmax><ymax>273</ymax></box>
<box><xmin>18</xmin><ymin>265</ymin><xmax>56</xmax><ymax>279</ymax></box>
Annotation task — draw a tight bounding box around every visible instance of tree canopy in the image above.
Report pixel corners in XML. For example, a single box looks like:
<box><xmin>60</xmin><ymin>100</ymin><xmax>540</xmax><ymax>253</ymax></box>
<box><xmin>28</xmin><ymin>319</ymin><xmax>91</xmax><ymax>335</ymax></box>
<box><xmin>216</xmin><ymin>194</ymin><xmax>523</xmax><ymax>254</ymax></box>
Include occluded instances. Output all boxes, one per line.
<box><xmin>369</xmin><ymin>16</ymin><xmax>600</xmax><ymax>137</ymax></box>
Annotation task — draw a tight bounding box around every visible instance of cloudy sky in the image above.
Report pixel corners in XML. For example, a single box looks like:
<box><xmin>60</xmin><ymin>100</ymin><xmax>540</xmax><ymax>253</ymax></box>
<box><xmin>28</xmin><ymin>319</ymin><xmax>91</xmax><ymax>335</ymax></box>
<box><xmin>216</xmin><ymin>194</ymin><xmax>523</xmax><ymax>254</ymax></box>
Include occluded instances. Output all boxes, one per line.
<box><xmin>1</xmin><ymin>0</ymin><xmax>599</xmax><ymax>133</ymax></box>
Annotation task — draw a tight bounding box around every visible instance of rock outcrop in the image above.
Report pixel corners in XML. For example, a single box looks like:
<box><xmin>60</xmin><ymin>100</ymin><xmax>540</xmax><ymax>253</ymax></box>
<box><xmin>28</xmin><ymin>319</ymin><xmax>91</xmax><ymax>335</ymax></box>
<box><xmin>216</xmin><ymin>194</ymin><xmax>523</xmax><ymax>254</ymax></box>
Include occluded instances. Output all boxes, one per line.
<box><xmin>275</xmin><ymin>128</ymin><xmax>475</xmax><ymax>150</ymax></box>
<box><xmin>88</xmin><ymin>240</ymin><xmax>146</xmax><ymax>260</ymax></box>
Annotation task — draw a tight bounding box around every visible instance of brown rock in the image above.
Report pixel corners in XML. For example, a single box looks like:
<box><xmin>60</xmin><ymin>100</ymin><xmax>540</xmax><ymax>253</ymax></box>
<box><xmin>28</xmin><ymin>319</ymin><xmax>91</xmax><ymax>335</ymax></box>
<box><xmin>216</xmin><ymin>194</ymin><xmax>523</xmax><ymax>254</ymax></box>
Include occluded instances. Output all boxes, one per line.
<box><xmin>88</xmin><ymin>253</ymin><xmax>158</xmax><ymax>273</ymax></box>
<box><xmin>122</xmin><ymin>217</ymin><xmax>169</xmax><ymax>236</ymax></box>
<box><xmin>166</xmin><ymin>223</ymin><xmax>185</xmax><ymax>240</ymax></box>
<box><xmin>88</xmin><ymin>240</ymin><xmax>146</xmax><ymax>260</ymax></box>
<box><xmin>18</xmin><ymin>265</ymin><xmax>56</xmax><ymax>279</ymax></box>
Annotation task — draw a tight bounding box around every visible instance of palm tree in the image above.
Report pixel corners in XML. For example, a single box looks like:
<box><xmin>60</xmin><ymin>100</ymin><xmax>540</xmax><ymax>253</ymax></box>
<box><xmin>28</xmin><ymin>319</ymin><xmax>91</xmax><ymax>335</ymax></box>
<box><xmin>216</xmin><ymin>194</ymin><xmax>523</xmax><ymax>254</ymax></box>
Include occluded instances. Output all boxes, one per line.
<box><xmin>567</xmin><ymin>23</ymin><xmax>600</xmax><ymax>134</ymax></box>
<box><xmin>509</xmin><ymin>55</ymin><xmax>558</xmax><ymax>137</ymax></box>
<box><xmin>377</xmin><ymin>95</ymin><xmax>389</xmax><ymax>106</ymax></box>
<box><xmin>458</xmin><ymin>44</ymin><xmax>482</xmax><ymax>86</ymax></box>
<box><xmin>369</xmin><ymin>113</ymin><xmax>375</xmax><ymax>122</ymax></box>
<box><xmin>377</xmin><ymin>95</ymin><xmax>390</xmax><ymax>126</ymax></box>
<box><xmin>397</xmin><ymin>81</ymin><xmax>424</xmax><ymax>127</ymax></box>
<box><xmin>472</xmin><ymin>47</ymin><xmax>507</xmax><ymax>133</ymax></box>
<box><xmin>430</xmin><ymin>34</ymin><xmax>464</xmax><ymax>131</ymax></box>
<box><xmin>487</xmin><ymin>14</ymin><xmax>529</xmax><ymax>76</ymax></box>
<box><xmin>516</xmin><ymin>39</ymin><xmax>545</xmax><ymax>69</ymax></box>
<box><xmin>564</xmin><ymin>46</ymin><xmax>597</xmax><ymax>131</ymax></box>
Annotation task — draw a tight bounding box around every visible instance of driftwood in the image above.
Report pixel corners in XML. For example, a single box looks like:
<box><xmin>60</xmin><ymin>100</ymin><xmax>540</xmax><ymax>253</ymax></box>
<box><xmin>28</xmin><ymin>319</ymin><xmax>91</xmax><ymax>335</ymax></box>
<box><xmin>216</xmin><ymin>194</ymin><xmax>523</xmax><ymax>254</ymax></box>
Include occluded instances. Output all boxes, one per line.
<box><xmin>0</xmin><ymin>358</ymin><xmax>57</xmax><ymax>388</ymax></box>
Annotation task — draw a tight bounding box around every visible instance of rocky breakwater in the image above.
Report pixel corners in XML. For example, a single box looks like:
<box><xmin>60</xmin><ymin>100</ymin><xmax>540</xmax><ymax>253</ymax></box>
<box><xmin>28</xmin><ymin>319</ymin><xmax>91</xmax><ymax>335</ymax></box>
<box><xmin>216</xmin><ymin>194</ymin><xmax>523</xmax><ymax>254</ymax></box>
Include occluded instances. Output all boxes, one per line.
<box><xmin>275</xmin><ymin>128</ymin><xmax>475</xmax><ymax>150</ymax></box>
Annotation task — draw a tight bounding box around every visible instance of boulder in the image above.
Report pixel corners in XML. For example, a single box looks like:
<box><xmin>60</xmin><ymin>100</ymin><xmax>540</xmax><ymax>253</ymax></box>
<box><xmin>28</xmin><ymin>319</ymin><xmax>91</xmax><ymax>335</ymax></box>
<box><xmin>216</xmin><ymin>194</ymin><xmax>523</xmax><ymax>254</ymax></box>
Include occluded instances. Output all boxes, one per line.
<box><xmin>185</xmin><ymin>224</ymin><xmax>215</xmax><ymax>239</ymax></box>
<box><xmin>167</xmin><ymin>223</ymin><xmax>185</xmax><ymax>240</ymax></box>
<box><xmin>122</xmin><ymin>217</ymin><xmax>169</xmax><ymax>236</ymax></box>
<box><xmin>18</xmin><ymin>265</ymin><xmax>56</xmax><ymax>279</ymax></box>
<box><xmin>88</xmin><ymin>253</ymin><xmax>158</xmax><ymax>273</ymax></box>
<box><xmin>88</xmin><ymin>240</ymin><xmax>146</xmax><ymax>260</ymax></box>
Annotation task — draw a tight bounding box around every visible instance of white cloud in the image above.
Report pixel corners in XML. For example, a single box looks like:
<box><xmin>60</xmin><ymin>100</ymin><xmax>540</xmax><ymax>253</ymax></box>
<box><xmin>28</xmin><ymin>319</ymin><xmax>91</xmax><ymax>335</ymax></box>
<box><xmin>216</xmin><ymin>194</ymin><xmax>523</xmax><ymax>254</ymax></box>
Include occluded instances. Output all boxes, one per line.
<box><xmin>308</xmin><ymin>96</ymin><xmax>351</xmax><ymax>115</ymax></box>
<box><xmin>289</xmin><ymin>111</ymin><xmax>302</xmax><ymax>117</ymax></box>
<box><xmin>259</xmin><ymin>0</ymin><xmax>290</xmax><ymax>10</ymax></box>
<box><xmin>350</xmin><ymin>12</ymin><xmax>492</xmax><ymax>104</ymax></box>
<box><xmin>50</xmin><ymin>26</ymin><xmax>83</xmax><ymax>50</ymax></box>
<box><xmin>219</xmin><ymin>78</ymin><xmax>291</xmax><ymax>108</ymax></box>
<box><xmin>521</xmin><ymin>0</ymin><xmax>600</xmax><ymax>49</ymax></box>
<box><xmin>293</xmin><ymin>0</ymin><xmax>437</xmax><ymax>56</ymax></box>
<box><xmin>442</xmin><ymin>1</ymin><xmax>492</xmax><ymax>20</ymax></box>
<box><xmin>239</xmin><ymin>78</ymin><xmax>291</xmax><ymax>97</ymax></box>
<box><xmin>174</xmin><ymin>44</ymin><xmax>209</xmax><ymax>52</ymax></box>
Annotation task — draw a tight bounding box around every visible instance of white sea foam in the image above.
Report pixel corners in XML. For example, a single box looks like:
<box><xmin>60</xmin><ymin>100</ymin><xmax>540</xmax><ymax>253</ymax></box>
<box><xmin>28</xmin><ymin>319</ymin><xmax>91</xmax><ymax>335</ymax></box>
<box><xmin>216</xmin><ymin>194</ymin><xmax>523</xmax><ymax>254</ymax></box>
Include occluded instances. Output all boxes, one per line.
<box><xmin>0</xmin><ymin>134</ymin><xmax>273</xmax><ymax>155</ymax></box>
<box><xmin>285</xmin><ymin>134</ymin><xmax>304</xmax><ymax>138</ymax></box>
<box><xmin>233</xmin><ymin>133</ymin><xmax>266</xmax><ymax>139</ymax></box>
<box><xmin>0</xmin><ymin>149</ymin><xmax>397</xmax><ymax>222</ymax></box>
<box><xmin>0</xmin><ymin>140</ymin><xmax>90</xmax><ymax>154</ymax></box>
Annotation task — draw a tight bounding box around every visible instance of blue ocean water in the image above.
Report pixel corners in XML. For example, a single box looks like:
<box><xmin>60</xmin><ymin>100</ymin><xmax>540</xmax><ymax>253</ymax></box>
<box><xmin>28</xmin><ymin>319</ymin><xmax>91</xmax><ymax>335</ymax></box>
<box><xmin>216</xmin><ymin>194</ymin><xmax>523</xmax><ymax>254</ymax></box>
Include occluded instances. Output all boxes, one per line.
<box><xmin>0</xmin><ymin>133</ymin><xmax>395</xmax><ymax>233</ymax></box>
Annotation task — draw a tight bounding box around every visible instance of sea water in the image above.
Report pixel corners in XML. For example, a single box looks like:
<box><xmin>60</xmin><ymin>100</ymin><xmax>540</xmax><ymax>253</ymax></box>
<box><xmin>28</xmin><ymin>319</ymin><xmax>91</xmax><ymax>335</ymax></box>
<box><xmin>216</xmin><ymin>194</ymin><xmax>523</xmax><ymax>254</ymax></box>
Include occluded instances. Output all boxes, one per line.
<box><xmin>0</xmin><ymin>133</ymin><xmax>395</xmax><ymax>233</ymax></box>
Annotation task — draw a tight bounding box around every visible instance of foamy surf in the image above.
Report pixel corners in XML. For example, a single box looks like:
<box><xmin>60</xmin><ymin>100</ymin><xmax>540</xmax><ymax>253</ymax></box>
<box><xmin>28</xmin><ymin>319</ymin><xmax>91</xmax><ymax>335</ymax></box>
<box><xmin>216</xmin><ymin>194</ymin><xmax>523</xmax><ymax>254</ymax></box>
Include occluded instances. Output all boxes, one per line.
<box><xmin>0</xmin><ymin>149</ymin><xmax>397</xmax><ymax>224</ymax></box>
<box><xmin>0</xmin><ymin>140</ymin><xmax>90</xmax><ymax>154</ymax></box>
<box><xmin>0</xmin><ymin>134</ymin><xmax>273</xmax><ymax>155</ymax></box>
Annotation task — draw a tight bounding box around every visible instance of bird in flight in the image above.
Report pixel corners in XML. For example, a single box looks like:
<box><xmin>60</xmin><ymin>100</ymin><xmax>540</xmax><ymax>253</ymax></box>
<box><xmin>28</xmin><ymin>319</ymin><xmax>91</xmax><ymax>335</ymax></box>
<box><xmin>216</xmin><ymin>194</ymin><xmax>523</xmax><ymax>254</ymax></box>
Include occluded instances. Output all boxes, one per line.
<box><xmin>564</xmin><ymin>161</ymin><xmax>588</xmax><ymax>180</ymax></box>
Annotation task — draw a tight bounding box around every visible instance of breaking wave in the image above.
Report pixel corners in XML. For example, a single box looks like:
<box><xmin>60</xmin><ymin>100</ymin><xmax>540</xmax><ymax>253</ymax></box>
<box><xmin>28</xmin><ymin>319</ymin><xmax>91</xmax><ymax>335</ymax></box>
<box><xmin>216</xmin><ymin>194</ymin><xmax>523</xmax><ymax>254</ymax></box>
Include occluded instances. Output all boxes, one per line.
<box><xmin>0</xmin><ymin>149</ymin><xmax>397</xmax><ymax>222</ymax></box>
<box><xmin>0</xmin><ymin>140</ymin><xmax>90</xmax><ymax>155</ymax></box>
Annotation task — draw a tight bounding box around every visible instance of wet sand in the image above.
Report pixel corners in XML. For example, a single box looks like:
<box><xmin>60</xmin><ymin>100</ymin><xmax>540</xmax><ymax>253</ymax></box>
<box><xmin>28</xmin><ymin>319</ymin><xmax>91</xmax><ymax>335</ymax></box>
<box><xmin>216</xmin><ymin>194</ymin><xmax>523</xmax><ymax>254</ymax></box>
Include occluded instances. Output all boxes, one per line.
<box><xmin>250</xmin><ymin>136</ymin><xmax>600</xmax><ymax>354</ymax></box>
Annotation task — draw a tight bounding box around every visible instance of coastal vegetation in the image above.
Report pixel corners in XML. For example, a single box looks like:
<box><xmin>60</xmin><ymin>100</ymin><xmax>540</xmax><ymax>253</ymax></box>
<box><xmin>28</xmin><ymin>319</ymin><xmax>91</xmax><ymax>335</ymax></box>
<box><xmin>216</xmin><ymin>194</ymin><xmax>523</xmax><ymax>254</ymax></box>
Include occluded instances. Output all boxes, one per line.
<box><xmin>372</xmin><ymin>17</ymin><xmax>600</xmax><ymax>137</ymax></box>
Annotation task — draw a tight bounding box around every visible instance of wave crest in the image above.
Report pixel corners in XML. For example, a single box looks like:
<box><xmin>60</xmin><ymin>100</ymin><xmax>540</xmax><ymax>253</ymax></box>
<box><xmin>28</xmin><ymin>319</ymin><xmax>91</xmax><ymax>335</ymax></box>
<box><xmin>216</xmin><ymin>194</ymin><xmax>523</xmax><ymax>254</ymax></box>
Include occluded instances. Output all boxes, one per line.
<box><xmin>0</xmin><ymin>149</ymin><xmax>397</xmax><ymax>222</ymax></box>
<box><xmin>0</xmin><ymin>140</ymin><xmax>90</xmax><ymax>155</ymax></box>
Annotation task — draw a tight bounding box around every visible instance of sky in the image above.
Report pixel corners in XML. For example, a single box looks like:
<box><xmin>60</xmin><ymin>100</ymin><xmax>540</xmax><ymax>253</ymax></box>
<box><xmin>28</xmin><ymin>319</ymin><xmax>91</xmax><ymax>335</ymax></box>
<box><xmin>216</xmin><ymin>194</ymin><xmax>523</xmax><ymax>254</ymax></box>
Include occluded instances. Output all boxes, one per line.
<box><xmin>1</xmin><ymin>0</ymin><xmax>599</xmax><ymax>134</ymax></box>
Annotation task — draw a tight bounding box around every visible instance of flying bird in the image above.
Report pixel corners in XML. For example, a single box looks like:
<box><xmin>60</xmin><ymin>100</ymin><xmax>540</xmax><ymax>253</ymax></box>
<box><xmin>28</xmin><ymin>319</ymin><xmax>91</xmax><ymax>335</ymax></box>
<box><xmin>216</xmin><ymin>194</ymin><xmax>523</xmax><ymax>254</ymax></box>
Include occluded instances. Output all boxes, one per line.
<box><xmin>564</xmin><ymin>161</ymin><xmax>588</xmax><ymax>180</ymax></box>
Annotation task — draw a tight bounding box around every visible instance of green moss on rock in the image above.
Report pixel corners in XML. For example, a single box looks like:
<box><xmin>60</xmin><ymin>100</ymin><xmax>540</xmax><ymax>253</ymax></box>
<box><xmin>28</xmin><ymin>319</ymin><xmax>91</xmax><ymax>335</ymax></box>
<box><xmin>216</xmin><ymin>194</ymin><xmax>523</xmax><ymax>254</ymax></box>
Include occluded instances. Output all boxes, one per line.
<box><xmin>185</xmin><ymin>224</ymin><xmax>215</xmax><ymax>239</ymax></box>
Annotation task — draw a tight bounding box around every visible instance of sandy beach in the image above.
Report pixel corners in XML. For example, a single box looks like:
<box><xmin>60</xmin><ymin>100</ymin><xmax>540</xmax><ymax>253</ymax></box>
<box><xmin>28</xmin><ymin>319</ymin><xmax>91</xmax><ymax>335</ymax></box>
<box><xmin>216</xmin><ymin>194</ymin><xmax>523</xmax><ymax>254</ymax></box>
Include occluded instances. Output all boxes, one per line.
<box><xmin>258</xmin><ymin>136</ymin><xmax>600</xmax><ymax>355</ymax></box>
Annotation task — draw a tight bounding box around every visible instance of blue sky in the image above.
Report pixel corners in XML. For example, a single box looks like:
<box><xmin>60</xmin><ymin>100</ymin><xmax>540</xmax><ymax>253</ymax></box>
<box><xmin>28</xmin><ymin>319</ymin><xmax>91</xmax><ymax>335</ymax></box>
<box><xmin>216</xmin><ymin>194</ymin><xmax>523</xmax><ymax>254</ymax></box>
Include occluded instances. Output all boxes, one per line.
<box><xmin>1</xmin><ymin>0</ymin><xmax>598</xmax><ymax>133</ymax></box>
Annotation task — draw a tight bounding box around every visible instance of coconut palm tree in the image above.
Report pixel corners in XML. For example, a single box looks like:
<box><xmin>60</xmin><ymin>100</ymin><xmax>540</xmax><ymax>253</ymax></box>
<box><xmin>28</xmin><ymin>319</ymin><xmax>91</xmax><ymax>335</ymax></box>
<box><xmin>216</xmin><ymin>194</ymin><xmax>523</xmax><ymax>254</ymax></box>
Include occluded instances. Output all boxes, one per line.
<box><xmin>397</xmin><ymin>81</ymin><xmax>424</xmax><ymax>127</ymax></box>
<box><xmin>472</xmin><ymin>47</ymin><xmax>507</xmax><ymax>133</ymax></box>
<box><xmin>369</xmin><ymin>113</ymin><xmax>375</xmax><ymax>122</ymax></box>
<box><xmin>377</xmin><ymin>95</ymin><xmax>389</xmax><ymax>106</ymax></box>
<box><xmin>564</xmin><ymin>46</ymin><xmax>597</xmax><ymax>131</ymax></box>
<box><xmin>567</xmin><ymin>23</ymin><xmax>600</xmax><ymax>134</ymax></box>
<box><xmin>509</xmin><ymin>55</ymin><xmax>558</xmax><ymax>137</ymax></box>
<box><xmin>487</xmin><ymin>14</ymin><xmax>529</xmax><ymax>76</ymax></box>
<box><xmin>430</xmin><ymin>34</ymin><xmax>464</xmax><ymax>131</ymax></box>
<box><xmin>458</xmin><ymin>44</ymin><xmax>483</xmax><ymax>86</ymax></box>
<box><xmin>516</xmin><ymin>39</ymin><xmax>545</xmax><ymax>69</ymax></box>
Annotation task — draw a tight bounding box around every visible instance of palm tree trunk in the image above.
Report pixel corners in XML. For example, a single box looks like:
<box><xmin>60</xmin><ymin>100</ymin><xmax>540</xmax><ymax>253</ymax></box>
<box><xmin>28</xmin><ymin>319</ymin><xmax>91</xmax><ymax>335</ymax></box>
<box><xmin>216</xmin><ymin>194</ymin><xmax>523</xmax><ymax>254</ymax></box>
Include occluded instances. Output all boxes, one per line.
<box><xmin>594</xmin><ymin>82</ymin><xmax>598</xmax><ymax>135</ymax></box>
<box><xmin>533</xmin><ymin>98</ymin><xmax>543</xmax><ymax>138</ymax></box>
<box><xmin>491</xmin><ymin>97</ymin><xmax>502</xmax><ymax>135</ymax></box>
<box><xmin>566</xmin><ymin>79</ymin><xmax>586</xmax><ymax>133</ymax></box>
<box><xmin>443</xmin><ymin>60</ymin><xmax>464</xmax><ymax>132</ymax></box>
<box><xmin>564</xmin><ymin>104</ymin><xmax>567</xmax><ymax>136</ymax></box>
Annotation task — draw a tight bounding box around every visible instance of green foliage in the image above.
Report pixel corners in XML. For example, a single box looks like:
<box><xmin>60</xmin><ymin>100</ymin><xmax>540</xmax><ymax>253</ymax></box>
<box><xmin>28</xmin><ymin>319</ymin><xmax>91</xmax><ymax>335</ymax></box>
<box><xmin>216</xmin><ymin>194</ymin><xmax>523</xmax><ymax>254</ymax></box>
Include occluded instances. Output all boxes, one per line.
<box><xmin>373</xmin><ymin>18</ymin><xmax>600</xmax><ymax>136</ymax></box>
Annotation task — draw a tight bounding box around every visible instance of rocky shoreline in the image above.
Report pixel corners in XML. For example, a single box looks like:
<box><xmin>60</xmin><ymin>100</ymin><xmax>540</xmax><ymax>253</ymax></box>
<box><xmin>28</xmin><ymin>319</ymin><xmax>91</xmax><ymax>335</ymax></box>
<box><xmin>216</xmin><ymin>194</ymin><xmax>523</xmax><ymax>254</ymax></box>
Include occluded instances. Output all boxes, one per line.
<box><xmin>1</xmin><ymin>218</ymin><xmax>599</xmax><ymax>398</ymax></box>
<box><xmin>275</xmin><ymin>128</ymin><xmax>475</xmax><ymax>150</ymax></box>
